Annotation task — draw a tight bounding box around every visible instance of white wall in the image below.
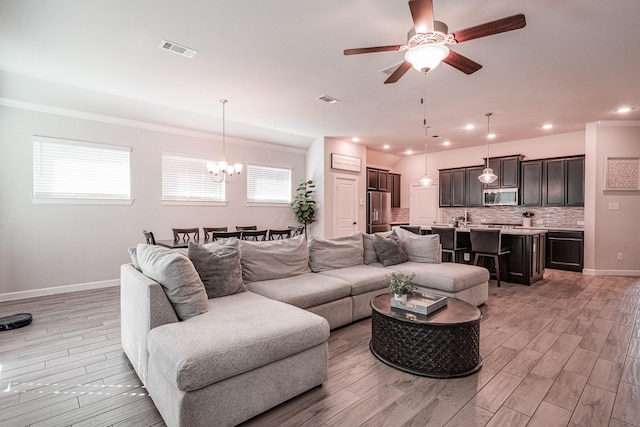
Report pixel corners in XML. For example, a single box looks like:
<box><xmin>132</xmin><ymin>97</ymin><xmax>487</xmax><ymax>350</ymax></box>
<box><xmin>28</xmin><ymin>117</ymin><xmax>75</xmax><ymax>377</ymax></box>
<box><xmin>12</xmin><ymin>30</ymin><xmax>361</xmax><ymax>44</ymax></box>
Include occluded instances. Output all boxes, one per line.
<box><xmin>584</xmin><ymin>121</ymin><xmax>640</xmax><ymax>274</ymax></box>
<box><xmin>305</xmin><ymin>137</ymin><xmax>325</xmax><ymax>238</ymax></box>
<box><xmin>0</xmin><ymin>104</ymin><xmax>307</xmax><ymax>299</ymax></box>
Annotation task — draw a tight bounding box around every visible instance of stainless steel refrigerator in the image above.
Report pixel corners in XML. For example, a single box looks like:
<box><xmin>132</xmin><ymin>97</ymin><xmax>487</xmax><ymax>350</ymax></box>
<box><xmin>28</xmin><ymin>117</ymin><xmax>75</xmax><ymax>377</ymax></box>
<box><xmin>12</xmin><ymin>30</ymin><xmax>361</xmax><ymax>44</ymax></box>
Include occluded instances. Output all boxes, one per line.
<box><xmin>367</xmin><ymin>191</ymin><xmax>391</xmax><ymax>233</ymax></box>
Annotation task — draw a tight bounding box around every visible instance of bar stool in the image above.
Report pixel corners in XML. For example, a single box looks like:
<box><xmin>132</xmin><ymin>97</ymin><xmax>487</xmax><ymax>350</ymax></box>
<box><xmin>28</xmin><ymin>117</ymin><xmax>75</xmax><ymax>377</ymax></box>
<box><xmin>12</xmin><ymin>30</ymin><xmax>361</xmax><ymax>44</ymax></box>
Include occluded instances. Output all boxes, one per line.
<box><xmin>399</xmin><ymin>225</ymin><xmax>421</xmax><ymax>234</ymax></box>
<box><xmin>470</xmin><ymin>229</ymin><xmax>511</xmax><ymax>287</ymax></box>
<box><xmin>431</xmin><ymin>227</ymin><xmax>468</xmax><ymax>263</ymax></box>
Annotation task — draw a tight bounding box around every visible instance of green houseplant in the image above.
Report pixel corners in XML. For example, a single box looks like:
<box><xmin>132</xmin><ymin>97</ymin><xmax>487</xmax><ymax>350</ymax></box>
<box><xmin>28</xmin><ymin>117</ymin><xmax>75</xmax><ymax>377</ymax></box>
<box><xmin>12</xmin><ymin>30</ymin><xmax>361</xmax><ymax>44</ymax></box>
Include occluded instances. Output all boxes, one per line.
<box><xmin>290</xmin><ymin>180</ymin><xmax>316</xmax><ymax>239</ymax></box>
<box><xmin>386</xmin><ymin>272</ymin><xmax>417</xmax><ymax>303</ymax></box>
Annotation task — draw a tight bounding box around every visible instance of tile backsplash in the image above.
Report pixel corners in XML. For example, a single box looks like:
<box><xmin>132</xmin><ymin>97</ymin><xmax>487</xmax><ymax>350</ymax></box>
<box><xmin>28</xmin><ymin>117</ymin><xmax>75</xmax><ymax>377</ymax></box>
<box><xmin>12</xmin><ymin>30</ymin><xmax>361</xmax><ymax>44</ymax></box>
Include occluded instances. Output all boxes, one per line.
<box><xmin>391</xmin><ymin>208</ymin><xmax>410</xmax><ymax>223</ymax></box>
<box><xmin>440</xmin><ymin>206</ymin><xmax>584</xmax><ymax>229</ymax></box>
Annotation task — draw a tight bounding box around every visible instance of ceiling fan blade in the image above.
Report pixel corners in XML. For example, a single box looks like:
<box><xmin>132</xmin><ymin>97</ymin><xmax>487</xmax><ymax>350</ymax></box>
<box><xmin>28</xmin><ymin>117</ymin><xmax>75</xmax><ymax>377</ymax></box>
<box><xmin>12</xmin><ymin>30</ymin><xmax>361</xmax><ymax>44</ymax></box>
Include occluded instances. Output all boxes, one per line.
<box><xmin>442</xmin><ymin>50</ymin><xmax>482</xmax><ymax>74</ymax></box>
<box><xmin>384</xmin><ymin>61</ymin><xmax>413</xmax><ymax>84</ymax></box>
<box><xmin>408</xmin><ymin>0</ymin><xmax>435</xmax><ymax>34</ymax></box>
<box><xmin>344</xmin><ymin>45</ymin><xmax>403</xmax><ymax>55</ymax></box>
<box><xmin>452</xmin><ymin>14</ymin><xmax>526</xmax><ymax>43</ymax></box>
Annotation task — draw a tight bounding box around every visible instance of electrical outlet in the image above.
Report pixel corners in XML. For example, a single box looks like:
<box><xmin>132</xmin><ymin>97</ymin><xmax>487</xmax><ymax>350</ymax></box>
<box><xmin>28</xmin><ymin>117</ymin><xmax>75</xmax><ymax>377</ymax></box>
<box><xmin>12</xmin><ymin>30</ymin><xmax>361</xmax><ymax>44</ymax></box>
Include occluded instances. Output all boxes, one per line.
<box><xmin>536</xmin><ymin>219</ymin><xmax>544</xmax><ymax>225</ymax></box>
<box><xmin>463</xmin><ymin>253</ymin><xmax>470</xmax><ymax>262</ymax></box>
<box><xmin>577</xmin><ymin>220</ymin><xmax>585</xmax><ymax>226</ymax></box>
<box><xmin>609</xmin><ymin>202</ymin><xmax>620</xmax><ymax>210</ymax></box>
<box><xmin>618</xmin><ymin>253</ymin><xmax>624</xmax><ymax>260</ymax></box>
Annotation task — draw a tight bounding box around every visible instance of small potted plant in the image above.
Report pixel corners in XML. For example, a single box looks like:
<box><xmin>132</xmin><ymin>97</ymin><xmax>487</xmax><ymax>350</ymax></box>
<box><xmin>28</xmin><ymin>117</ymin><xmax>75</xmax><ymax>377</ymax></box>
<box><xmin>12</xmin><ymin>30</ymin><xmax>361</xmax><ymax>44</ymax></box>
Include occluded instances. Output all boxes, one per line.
<box><xmin>386</xmin><ymin>272</ymin><xmax>417</xmax><ymax>303</ymax></box>
<box><xmin>522</xmin><ymin>211</ymin><xmax>535</xmax><ymax>228</ymax></box>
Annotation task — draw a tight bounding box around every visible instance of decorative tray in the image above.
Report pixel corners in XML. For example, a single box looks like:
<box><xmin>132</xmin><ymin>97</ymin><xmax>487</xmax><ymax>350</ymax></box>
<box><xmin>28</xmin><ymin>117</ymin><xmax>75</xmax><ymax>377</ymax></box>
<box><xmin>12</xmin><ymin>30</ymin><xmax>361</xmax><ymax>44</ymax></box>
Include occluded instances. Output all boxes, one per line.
<box><xmin>390</xmin><ymin>291</ymin><xmax>448</xmax><ymax>315</ymax></box>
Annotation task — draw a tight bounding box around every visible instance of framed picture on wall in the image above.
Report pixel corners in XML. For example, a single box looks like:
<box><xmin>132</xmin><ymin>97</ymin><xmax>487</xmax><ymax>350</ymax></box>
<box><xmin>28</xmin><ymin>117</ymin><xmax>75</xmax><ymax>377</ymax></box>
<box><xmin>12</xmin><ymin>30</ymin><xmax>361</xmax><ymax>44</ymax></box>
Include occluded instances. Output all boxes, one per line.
<box><xmin>604</xmin><ymin>157</ymin><xmax>640</xmax><ymax>191</ymax></box>
<box><xmin>331</xmin><ymin>153</ymin><xmax>361</xmax><ymax>172</ymax></box>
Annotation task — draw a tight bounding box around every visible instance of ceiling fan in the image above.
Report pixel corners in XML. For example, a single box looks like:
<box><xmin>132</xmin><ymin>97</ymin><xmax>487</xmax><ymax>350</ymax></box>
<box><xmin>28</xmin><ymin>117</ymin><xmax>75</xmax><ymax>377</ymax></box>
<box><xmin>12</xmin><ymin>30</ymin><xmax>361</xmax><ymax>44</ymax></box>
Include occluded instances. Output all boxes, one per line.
<box><xmin>344</xmin><ymin>0</ymin><xmax>526</xmax><ymax>83</ymax></box>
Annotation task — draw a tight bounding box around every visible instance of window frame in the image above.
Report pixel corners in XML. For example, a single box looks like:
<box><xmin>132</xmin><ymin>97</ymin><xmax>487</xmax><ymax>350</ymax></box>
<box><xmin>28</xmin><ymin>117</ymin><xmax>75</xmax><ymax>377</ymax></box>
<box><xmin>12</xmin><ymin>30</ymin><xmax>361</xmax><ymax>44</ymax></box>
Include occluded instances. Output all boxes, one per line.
<box><xmin>32</xmin><ymin>135</ymin><xmax>132</xmax><ymax>205</ymax></box>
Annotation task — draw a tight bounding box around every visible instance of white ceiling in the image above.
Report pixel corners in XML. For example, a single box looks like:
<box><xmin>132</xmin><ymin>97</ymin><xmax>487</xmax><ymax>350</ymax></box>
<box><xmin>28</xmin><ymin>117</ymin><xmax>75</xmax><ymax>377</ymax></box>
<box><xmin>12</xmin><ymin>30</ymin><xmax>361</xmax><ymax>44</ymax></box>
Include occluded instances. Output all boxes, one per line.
<box><xmin>2</xmin><ymin>0</ymin><xmax>640</xmax><ymax>156</ymax></box>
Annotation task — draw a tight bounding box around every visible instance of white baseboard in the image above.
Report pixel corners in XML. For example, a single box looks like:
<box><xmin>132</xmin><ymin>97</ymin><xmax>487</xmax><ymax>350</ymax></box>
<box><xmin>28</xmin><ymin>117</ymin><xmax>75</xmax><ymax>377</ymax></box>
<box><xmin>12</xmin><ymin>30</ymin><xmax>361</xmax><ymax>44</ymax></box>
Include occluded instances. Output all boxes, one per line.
<box><xmin>0</xmin><ymin>279</ymin><xmax>119</xmax><ymax>302</ymax></box>
<box><xmin>582</xmin><ymin>269</ymin><xmax>640</xmax><ymax>277</ymax></box>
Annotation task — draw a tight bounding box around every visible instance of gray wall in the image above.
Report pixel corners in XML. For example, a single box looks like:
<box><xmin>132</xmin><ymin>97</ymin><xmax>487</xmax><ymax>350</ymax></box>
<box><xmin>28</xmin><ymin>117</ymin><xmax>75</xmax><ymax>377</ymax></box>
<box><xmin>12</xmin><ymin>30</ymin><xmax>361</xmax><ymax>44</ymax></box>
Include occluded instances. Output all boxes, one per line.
<box><xmin>0</xmin><ymin>104</ymin><xmax>306</xmax><ymax>299</ymax></box>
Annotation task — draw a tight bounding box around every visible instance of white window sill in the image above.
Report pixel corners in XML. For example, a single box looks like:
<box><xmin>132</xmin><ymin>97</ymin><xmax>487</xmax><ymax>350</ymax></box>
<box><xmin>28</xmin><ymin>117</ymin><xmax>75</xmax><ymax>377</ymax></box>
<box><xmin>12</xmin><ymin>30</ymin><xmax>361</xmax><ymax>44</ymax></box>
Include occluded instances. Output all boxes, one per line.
<box><xmin>161</xmin><ymin>200</ymin><xmax>227</xmax><ymax>207</ymax></box>
<box><xmin>245</xmin><ymin>202</ymin><xmax>291</xmax><ymax>207</ymax></box>
<box><xmin>31</xmin><ymin>197</ymin><xmax>134</xmax><ymax>205</ymax></box>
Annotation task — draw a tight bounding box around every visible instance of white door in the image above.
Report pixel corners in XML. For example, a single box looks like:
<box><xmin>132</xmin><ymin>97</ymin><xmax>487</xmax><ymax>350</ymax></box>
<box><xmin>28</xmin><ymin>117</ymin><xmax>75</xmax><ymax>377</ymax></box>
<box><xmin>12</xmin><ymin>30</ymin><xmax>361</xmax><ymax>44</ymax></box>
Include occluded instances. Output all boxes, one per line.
<box><xmin>334</xmin><ymin>176</ymin><xmax>358</xmax><ymax>237</ymax></box>
<box><xmin>410</xmin><ymin>184</ymin><xmax>438</xmax><ymax>225</ymax></box>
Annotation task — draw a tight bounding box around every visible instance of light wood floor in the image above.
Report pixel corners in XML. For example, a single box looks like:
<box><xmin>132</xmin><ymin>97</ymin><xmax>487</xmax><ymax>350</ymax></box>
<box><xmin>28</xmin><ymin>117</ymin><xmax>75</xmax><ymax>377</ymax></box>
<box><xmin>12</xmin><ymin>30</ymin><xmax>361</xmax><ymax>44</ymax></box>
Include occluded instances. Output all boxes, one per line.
<box><xmin>1</xmin><ymin>270</ymin><xmax>639</xmax><ymax>427</ymax></box>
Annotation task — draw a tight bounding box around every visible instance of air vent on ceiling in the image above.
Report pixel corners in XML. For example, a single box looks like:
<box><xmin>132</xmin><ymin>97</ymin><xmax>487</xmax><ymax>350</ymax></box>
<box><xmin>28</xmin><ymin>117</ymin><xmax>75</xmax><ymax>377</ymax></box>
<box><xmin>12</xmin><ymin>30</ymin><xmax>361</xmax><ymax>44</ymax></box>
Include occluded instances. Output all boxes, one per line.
<box><xmin>159</xmin><ymin>40</ymin><xmax>198</xmax><ymax>58</ymax></box>
<box><xmin>317</xmin><ymin>95</ymin><xmax>341</xmax><ymax>104</ymax></box>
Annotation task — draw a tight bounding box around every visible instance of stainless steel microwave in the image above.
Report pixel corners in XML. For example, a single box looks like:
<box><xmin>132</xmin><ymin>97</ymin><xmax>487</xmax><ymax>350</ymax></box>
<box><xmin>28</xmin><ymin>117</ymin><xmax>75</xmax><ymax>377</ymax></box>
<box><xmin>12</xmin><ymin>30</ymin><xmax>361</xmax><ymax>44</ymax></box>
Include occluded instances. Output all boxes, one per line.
<box><xmin>483</xmin><ymin>188</ymin><xmax>518</xmax><ymax>206</ymax></box>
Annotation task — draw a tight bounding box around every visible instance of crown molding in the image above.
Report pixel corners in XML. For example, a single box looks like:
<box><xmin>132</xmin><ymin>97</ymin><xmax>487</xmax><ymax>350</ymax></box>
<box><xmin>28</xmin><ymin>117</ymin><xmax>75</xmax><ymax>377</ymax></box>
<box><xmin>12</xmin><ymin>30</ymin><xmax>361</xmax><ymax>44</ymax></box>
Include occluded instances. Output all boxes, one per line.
<box><xmin>595</xmin><ymin>120</ymin><xmax>640</xmax><ymax>127</ymax></box>
<box><xmin>0</xmin><ymin>97</ymin><xmax>307</xmax><ymax>155</ymax></box>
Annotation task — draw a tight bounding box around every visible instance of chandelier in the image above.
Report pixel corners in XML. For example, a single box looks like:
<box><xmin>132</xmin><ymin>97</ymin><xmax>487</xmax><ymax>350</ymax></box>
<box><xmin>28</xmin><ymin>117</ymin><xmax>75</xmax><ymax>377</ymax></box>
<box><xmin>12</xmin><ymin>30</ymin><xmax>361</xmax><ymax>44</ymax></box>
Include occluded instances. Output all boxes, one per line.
<box><xmin>207</xmin><ymin>99</ymin><xmax>242</xmax><ymax>183</ymax></box>
<box><xmin>478</xmin><ymin>112</ymin><xmax>498</xmax><ymax>184</ymax></box>
<box><xmin>419</xmin><ymin>72</ymin><xmax>433</xmax><ymax>187</ymax></box>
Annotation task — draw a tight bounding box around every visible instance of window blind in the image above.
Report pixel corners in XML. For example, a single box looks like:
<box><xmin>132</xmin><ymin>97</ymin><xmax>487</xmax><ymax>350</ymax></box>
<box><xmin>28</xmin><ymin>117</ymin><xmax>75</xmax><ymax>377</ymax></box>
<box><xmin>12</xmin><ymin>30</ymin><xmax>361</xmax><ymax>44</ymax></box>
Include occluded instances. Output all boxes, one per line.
<box><xmin>162</xmin><ymin>153</ymin><xmax>224</xmax><ymax>201</ymax></box>
<box><xmin>33</xmin><ymin>136</ymin><xmax>131</xmax><ymax>200</ymax></box>
<box><xmin>246</xmin><ymin>164</ymin><xmax>291</xmax><ymax>203</ymax></box>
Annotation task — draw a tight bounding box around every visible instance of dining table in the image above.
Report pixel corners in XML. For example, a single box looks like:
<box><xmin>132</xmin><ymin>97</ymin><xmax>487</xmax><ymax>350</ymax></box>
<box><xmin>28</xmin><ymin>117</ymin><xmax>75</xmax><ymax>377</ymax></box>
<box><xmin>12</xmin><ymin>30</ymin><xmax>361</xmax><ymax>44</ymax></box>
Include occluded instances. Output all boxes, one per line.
<box><xmin>156</xmin><ymin>238</ymin><xmax>204</xmax><ymax>249</ymax></box>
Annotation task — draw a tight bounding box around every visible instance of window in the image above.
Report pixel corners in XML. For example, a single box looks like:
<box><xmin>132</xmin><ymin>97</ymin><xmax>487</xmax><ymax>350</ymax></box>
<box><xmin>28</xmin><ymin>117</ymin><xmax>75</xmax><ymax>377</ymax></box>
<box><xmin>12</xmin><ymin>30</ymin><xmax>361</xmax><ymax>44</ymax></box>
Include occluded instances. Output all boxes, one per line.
<box><xmin>33</xmin><ymin>136</ymin><xmax>131</xmax><ymax>203</ymax></box>
<box><xmin>162</xmin><ymin>153</ymin><xmax>225</xmax><ymax>203</ymax></box>
<box><xmin>246</xmin><ymin>164</ymin><xmax>291</xmax><ymax>204</ymax></box>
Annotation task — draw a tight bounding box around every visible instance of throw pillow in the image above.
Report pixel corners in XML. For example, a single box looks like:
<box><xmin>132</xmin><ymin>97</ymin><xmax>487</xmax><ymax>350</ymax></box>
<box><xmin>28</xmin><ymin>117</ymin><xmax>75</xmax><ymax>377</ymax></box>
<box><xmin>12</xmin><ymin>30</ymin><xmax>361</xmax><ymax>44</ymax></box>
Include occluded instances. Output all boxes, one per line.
<box><xmin>394</xmin><ymin>227</ymin><xmax>440</xmax><ymax>263</ymax></box>
<box><xmin>128</xmin><ymin>247</ymin><xmax>141</xmax><ymax>271</ymax></box>
<box><xmin>308</xmin><ymin>232</ymin><xmax>364</xmax><ymax>272</ymax></box>
<box><xmin>362</xmin><ymin>231</ymin><xmax>391</xmax><ymax>264</ymax></box>
<box><xmin>188</xmin><ymin>241</ymin><xmax>246</xmax><ymax>298</ymax></box>
<box><xmin>135</xmin><ymin>244</ymin><xmax>208</xmax><ymax>320</ymax></box>
<box><xmin>239</xmin><ymin>234</ymin><xmax>311</xmax><ymax>282</ymax></box>
<box><xmin>373</xmin><ymin>232</ymin><xmax>408</xmax><ymax>266</ymax></box>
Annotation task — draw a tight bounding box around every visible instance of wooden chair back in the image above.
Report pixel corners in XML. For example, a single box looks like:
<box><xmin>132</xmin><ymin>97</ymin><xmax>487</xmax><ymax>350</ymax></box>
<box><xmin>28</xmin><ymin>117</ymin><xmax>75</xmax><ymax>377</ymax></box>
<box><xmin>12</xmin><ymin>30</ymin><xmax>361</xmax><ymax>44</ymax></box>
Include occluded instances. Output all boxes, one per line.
<box><xmin>172</xmin><ymin>228</ymin><xmax>199</xmax><ymax>241</ymax></box>
<box><xmin>241</xmin><ymin>230</ymin><xmax>268</xmax><ymax>241</ymax></box>
<box><xmin>288</xmin><ymin>225</ymin><xmax>304</xmax><ymax>237</ymax></box>
<box><xmin>236</xmin><ymin>225</ymin><xmax>257</xmax><ymax>231</ymax></box>
<box><xmin>203</xmin><ymin>227</ymin><xmax>228</xmax><ymax>240</ymax></box>
<box><xmin>211</xmin><ymin>231</ymin><xmax>242</xmax><ymax>241</ymax></box>
<box><xmin>143</xmin><ymin>230</ymin><xmax>156</xmax><ymax>245</ymax></box>
<box><xmin>268</xmin><ymin>229</ymin><xmax>291</xmax><ymax>240</ymax></box>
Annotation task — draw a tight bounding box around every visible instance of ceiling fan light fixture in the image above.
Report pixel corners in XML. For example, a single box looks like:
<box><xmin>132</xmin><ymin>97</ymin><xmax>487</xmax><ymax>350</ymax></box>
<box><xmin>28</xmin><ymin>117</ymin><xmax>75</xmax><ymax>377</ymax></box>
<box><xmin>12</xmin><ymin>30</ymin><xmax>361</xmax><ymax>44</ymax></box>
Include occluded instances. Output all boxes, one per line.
<box><xmin>405</xmin><ymin>44</ymin><xmax>450</xmax><ymax>72</ymax></box>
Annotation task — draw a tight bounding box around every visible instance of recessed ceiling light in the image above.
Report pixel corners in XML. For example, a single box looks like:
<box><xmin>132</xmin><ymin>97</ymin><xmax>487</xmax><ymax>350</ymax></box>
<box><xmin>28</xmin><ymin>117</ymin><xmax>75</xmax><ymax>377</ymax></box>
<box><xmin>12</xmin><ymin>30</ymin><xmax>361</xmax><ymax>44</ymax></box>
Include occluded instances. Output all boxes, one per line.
<box><xmin>442</xmin><ymin>141</ymin><xmax>451</xmax><ymax>146</ymax></box>
<box><xmin>616</xmin><ymin>106</ymin><xmax>634</xmax><ymax>113</ymax></box>
<box><xmin>487</xmin><ymin>133</ymin><xmax>496</xmax><ymax>139</ymax></box>
<box><xmin>542</xmin><ymin>123</ymin><xmax>554</xmax><ymax>130</ymax></box>
<box><xmin>464</xmin><ymin>124</ymin><xmax>475</xmax><ymax>130</ymax></box>
<box><xmin>406</xmin><ymin>150</ymin><xmax>413</xmax><ymax>155</ymax></box>
<box><xmin>383</xmin><ymin>144</ymin><xmax>390</xmax><ymax>149</ymax></box>
<box><xmin>352</xmin><ymin>137</ymin><xmax>360</xmax><ymax>142</ymax></box>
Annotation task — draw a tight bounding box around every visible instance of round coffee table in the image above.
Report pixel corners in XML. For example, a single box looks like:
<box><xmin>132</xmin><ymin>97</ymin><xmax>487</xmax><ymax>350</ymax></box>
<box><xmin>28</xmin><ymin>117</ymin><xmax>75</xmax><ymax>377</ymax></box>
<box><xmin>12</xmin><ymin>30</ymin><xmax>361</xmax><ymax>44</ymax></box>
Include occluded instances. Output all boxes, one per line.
<box><xmin>370</xmin><ymin>294</ymin><xmax>482</xmax><ymax>378</ymax></box>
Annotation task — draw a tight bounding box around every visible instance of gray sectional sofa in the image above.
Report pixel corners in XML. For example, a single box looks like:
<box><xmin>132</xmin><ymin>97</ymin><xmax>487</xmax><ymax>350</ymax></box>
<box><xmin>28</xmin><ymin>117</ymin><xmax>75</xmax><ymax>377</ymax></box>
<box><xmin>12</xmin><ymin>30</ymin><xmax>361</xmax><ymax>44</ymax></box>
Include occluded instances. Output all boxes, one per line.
<box><xmin>121</xmin><ymin>229</ymin><xmax>489</xmax><ymax>427</ymax></box>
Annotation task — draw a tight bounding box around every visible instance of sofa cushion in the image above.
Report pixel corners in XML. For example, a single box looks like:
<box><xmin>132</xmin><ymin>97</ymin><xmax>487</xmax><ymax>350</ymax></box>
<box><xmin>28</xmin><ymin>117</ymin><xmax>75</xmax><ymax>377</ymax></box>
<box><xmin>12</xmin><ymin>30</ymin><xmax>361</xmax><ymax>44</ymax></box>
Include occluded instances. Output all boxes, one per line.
<box><xmin>308</xmin><ymin>233</ymin><xmax>364</xmax><ymax>272</ymax></box>
<box><xmin>135</xmin><ymin>244</ymin><xmax>208</xmax><ymax>320</ymax></box>
<box><xmin>245</xmin><ymin>273</ymin><xmax>351</xmax><ymax>309</ymax></box>
<box><xmin>147</xmin><ymin>291</ymin><xmax>330</xmax><ymax>392</ymax></box>
<box><xmin>239</xmin><ymin>234</ymin><xmax>310</xmax><ymax>282</ymax></box>
<box><xmin>373</xmin><ymin>232</ymin><xmax>408</xmax><ymax>266</ymax></box>
<box><xmin>387</xmin><ymin>261</ymin><xmax>489</xmax><ymax>293</ymax></box>
<box><xmin>362</xmin><ymin>231</ymin><xmax>392</xmax><ymax>264</ymax></box>
<box><xmin>394</xmin><ymin>227</ymin><xmax>440</xmax><ymax>263</ymax></box>
<box><xmin>316</xmin><ymin>264</ymin><xmax>390</xmax><ymax>296</ymax></box>
<box><xmin>188</xmin><ymin>241</ymin><xmax>246</xmax><ymax>298</ymax></box>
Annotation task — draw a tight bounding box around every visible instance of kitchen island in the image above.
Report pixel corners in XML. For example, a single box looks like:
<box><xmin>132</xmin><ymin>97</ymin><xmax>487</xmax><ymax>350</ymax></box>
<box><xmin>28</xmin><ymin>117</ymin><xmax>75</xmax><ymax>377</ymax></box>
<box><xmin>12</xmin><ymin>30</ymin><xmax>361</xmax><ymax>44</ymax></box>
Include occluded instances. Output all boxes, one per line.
<box><xmin>418</xmin><ymin>226</ymin><xmax>546</xmax><ymax>286</ymax></box>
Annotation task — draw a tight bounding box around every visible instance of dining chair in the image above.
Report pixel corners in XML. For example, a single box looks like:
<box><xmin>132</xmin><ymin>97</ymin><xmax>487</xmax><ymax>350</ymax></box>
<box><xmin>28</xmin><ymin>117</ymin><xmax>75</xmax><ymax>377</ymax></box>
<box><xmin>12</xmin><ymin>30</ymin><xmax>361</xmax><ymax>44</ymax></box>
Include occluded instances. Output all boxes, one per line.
<box><xmin>241</xmin><ymin>230</ymin><xmax>268</xmax><ymax>241</ymax></box>
<box><xmin>431</xmin><ymin>227</ymin><xmax>469</xmax><ymax>263</ymax></box>
<box><xmin>172</xmin><ymin>228</ymin><xmax>199</xmax><ymax>242</ymax></box>
<box><xmin>143</xmin><ymin>230</ymin><xmax>156</xmax><ymax>245</ymax></box>
<box><xmin>236</xmin><ymin>225</ymin><xmax>257</xmax><ymax>231</ymax></box>
<box><xmin>470</xmin><ymin>229</ymin><xmax>511</xmax><ymax>287</ymax></box>
<box><xmin>268</xmin><ymin>229</ymin><xmax>291</xmax><ymax>240</ymax></box>
<box><xmin>211</xmin><ymin>231</ymin><xmax>242</xmax><ymax>241</ymax></box>
<box><xmin>203</xmin><ymin>227</ymin><xmax>228</xmax><ymax>241</ymax></box>
<box><xmin>288</xmin><ymin>225</ymin><xmax>304</xmax><ymax>237</ymax></box>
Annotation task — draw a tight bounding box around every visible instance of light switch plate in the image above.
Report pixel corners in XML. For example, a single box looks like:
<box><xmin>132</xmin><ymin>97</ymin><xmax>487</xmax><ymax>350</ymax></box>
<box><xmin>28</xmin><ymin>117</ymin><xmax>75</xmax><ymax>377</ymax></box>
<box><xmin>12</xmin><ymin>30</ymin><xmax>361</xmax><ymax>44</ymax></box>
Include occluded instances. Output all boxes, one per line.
<box><xmin>577</xmin><ymin>220</ymin><xmax>585</xmax><ymax>226</ymax></box>
<box><xmin>609</xmin><ymin>202</ymin><xmax>620</xmax><ymax>210</ymax></box>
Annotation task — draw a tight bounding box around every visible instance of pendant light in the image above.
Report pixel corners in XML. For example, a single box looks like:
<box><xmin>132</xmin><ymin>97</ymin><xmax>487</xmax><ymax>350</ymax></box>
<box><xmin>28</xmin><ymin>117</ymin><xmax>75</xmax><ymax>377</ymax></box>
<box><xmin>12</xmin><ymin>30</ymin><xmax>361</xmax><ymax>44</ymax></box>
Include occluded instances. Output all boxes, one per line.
<box><xmin>419</xmin><ymin>71</ymin><xmax>433</xmax><ymax>187</ymax></box>
<box><xmin>478</xmin><ymin>112</ymin><xmax>498</xmax><ymax>184</ymax></box>
<box><xmin>207</xmin><ymin>99</ymin><xmax>243</xmax><ymax>183</ymax></box>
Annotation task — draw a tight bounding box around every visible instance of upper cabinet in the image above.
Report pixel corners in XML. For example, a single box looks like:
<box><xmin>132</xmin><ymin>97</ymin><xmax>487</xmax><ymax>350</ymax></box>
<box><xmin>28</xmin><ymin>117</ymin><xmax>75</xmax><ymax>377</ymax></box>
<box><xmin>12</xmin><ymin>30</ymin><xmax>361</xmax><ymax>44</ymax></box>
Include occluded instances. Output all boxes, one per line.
<box><xmin>543</xmin><ymin>156</ymin><xmax>584</xmax><ymax>206</ymax></box>
<box><xmin>439</xmin><ymin>166</ymin><xmax>483</xmax><ymax>207</ymax></box>
<box><xmin>390</xmin><ymin>173</ymin><xmax>401</xmax><ymax>208</ymax></box>
<box><xmin>520</xmin><ymin>156</ymin><xmax>584</xmax><ymax>207</ymax></box>
<box><xmin>484</xmin><ymin>155</ymin><xmax>522</xmax><ymax>188</ymax></box>
<box><xmin>367</xmin><ymin>167</ymin><xmax>390</xmax><ymax>192</ymax></box>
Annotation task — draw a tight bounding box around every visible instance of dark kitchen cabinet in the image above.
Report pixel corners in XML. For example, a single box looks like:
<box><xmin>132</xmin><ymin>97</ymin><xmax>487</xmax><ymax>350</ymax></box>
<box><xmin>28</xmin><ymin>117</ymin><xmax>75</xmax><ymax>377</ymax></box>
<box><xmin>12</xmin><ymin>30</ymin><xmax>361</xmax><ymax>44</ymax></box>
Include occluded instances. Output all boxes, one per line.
<box><xmin>502</xmin><ymin>232</ymin><xmax>546</xmax><ymax>285</ymax></box>
<box><xmin>439</xmin><ymin>170</ymin><xmax>453</xmax><ymax>207</ymax></box>
<box><xmin>465</xmin><ymin>166</ymin><xmax>485</xmax><ymax>207</ymax></box>
<box><xmin>483</xmin><ymin>155</ymin><xmax>522</xmax><ymax>188</ymax></box>
<box><xmin>452</xmin><ymin>169</ymin><xmax>466</xmax><ymax>207</ymax></box>
<box><xmin>546</xmin><ymin>231</ymin><xmax>584</xmax><ymax>272</ymax></box>
<box><xmin>543</xmin><ymin>156</ymin><xmax>584</xmax><ymax>206</ymax></box>
<box><xmin>520</xmin><ymin>160</ymin><xmax>543</xmax><ymax>206</ymax></box>
<box><xmin>367</xmin><ymin>168</ymin><xmax>390</xmax><ymax>192</ymax></box>
<box><xmin>390</xmin><ymin>173</ymin><xmax>401</xmax><ymax>208</ymax></box>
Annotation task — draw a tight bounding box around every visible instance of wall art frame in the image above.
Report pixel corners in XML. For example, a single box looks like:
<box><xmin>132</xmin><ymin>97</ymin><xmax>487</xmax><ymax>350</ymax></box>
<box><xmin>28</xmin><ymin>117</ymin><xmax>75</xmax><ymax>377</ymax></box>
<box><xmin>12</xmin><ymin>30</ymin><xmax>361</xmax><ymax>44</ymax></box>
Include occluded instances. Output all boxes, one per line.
<box><xmin>603</xmin><ymin>156</ymin><xmax>640</xmax><ymax>191</ymax></box>
<box><xmin>330</xmin><ymin>153</ymin><xmax>361</xmax><ymax>172</ymax></box>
